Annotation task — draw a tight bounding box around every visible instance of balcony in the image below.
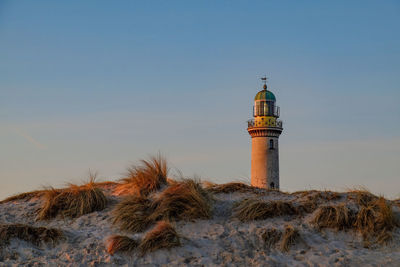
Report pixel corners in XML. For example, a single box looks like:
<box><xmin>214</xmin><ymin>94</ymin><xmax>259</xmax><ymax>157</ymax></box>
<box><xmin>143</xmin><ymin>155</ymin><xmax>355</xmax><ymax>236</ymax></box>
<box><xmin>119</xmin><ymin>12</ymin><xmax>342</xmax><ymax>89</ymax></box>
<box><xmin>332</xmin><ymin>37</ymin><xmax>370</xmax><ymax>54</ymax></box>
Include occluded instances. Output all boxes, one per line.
<box><xmin>247</xmin><ymin>119</ymin><xmax>283</xmax><ymax>128</ymax></box>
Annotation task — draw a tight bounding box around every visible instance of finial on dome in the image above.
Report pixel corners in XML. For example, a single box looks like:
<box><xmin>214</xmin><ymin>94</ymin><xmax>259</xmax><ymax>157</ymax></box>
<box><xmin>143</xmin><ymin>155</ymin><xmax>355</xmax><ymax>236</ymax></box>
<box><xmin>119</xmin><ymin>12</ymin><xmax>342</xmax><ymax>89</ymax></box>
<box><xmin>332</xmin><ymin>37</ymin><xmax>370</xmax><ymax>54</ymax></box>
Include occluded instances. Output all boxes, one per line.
<box><xmin>261</xmin><ymin>76</ymin><xmax>268</xmax><ymax>90</ymax></box>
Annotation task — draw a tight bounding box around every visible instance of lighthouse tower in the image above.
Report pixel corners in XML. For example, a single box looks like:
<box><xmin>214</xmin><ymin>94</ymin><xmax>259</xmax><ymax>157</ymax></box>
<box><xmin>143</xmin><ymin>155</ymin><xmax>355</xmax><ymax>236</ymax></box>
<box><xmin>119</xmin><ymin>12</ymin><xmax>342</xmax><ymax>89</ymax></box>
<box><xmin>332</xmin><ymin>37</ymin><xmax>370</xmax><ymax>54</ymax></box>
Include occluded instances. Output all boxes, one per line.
<box><xmin>247</xmin><ymin>77</ymin><xmax>283</xmax><ymax>189</ymax></box>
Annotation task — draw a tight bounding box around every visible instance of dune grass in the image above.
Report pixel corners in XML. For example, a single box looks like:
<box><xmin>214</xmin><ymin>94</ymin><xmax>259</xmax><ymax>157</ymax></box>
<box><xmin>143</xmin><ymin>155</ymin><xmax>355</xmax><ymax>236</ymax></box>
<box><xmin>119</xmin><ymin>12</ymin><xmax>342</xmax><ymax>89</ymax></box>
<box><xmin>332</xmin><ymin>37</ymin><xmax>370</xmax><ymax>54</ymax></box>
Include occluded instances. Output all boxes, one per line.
<box><xmin>280</xmin><ymin>225</ymin><xmax>300</xmax><ymax>252</ymax></box>
<box><xmin>347</xmin><ymin>189</ymin><xmax>378</xmax><ymax>206</ymax></box>
<box><xmin>232</xmin><ymin>198</ymin><xmax>297</xmax><ymax>221</ymax></box>
<box><xmin>312</xmin><ymin>197</ymin><xmax>399</xmax><ymax>245</ymax></box>
<box><xmin>205</xmin><ymin>182</ymin><xmax>257</xmax><ymax>194</ymax></box>
<box><xmin>0</xmin><ymin>190</ymin><xmax>49</xmax><ymax>204</ymax></box>
<box><xmin>261</xmin><ymin>228</ymin><xmax>282</xmax><ymax>248</ymax></box>
<box><xmin>311</xmin><ymin>204</ymin><xmax>356</xmax><ymax>230</ymax></box>
<box><xmin>111</xmin><ymin>178</ymin><xmax>212</xmax><ymax>235</ymax></box>
<box><xmin>36</xmin><ymin>178</ymin><xmax>108</xmax><ymax>220</ymax></box>
<box><xmin>112</xmin><ymin>195</ymin><xmax>155</xmax><ymax>233</ymax></box>
<box><xmin>0</xmin><ymin>224</ymin><xmax>63</xmax><ymax>246</ymax></box>
<box><xmin>354</xmin><ymin>197</ymin><xmax>399</xmax><ymax>244</ymax></box>
<box><xmin>150</xmin><ymin>179</ymin><xmax>212</xmax><ymax>222</ymax></box>
<box><xmin>139</xmin><ymin>221</ymin><xmax>180</xmax><ymax>255</ymax></box>
<box><xmin>114</xmin><ymin>154</ymin><xmax>168</xmax><ymax>196</ymax></box>
<box><xmin>106</xmin><ymin>235</ymin><xmax>139</xmax><ymax>255</ymax></box>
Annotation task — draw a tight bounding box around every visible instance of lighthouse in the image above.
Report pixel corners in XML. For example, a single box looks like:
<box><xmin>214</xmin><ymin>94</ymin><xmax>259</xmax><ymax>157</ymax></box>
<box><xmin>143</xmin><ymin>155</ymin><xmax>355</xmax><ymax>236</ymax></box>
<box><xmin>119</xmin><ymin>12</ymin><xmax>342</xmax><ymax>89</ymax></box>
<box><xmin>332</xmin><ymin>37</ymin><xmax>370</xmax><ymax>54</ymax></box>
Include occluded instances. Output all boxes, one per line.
<box><xmin>247</xmin><ymin>77</ymin><xmax>283</xmax><ymax>189</ymax></box>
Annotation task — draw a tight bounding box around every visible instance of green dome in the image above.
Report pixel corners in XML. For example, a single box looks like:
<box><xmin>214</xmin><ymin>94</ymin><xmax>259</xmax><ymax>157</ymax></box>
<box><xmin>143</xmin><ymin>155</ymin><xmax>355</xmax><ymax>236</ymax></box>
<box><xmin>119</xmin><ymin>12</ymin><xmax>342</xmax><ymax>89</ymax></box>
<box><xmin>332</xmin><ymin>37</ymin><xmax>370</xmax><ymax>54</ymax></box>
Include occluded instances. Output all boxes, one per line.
<box><xmin>254</xmin><ymin>89</ymin><xmax>276</xmax><ymax>101</ymax></box>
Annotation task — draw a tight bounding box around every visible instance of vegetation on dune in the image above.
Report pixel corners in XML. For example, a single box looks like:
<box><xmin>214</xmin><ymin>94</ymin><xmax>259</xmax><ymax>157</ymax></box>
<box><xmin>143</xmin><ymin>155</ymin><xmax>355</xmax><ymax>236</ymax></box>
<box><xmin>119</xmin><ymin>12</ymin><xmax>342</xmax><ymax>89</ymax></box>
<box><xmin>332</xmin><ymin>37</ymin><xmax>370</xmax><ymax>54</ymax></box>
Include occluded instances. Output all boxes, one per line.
<box><xmin>150</xmin><ymin>179</ymin><xmax>212</xmax><ymax>222</ymax></box>
<box><xmin>347</xmin><ymin>189</ymin><xmax>378</xmax><ymax>206</ymax></box>
<box><xmin>0</xmin><ymin>224</ymin><xmax>63</xmax><ymax>247</ymax></box>
<box><xmin>261</xmin><ymin>228</ymin><xmax>282</xmax><ymax>248</ymax></box>
<box><xmin>139</xmin><ymin>221</ymin><xmax>181</xmax><ymax>255</ymax></box>
<box><xmin>111</xmin><ymin>178</ymin><xmax>211</xmax><ymax>234</ymax></box>
<box><xmin>296</xmin><ymin>190</ymin><xmax>340</xmax><ymax>202</ymax></box>
<box><xmin>0</xmin><ymin>190</ymin><xmax>49</xmax><ymax>204</ymax></box>
<box><xmin>36</xmin><ymin>178</ymin><xmax>108</xmax><ymax>220</ymax></box>
<box><xmin>233</xmin><ymin>198</ymin><xmax>298</xmax><ymax>221</ymax></box>
<box><xmin>106</xmin><ymin>235</ymin><xmax>139</xmax><ymax>255</ymax></box>
<box><xmin>312</xmin><ymin>204</ymin><xmax>356</xmax><ymax>231</ymax></box>
<box><xmin>261</xmin><ymin>225</ymin><xmax>302</xmax><ymax>252</ymax></box>
<box><xmin>312</xmin><ymin>197</ymin><xmax>399</xmax><ymax>245</ymax></box>
<box><xmin>205</xmin><ymin>182</ymin><xmax>257</xmax><ymax>194</ymax></box>
<box><xmin>354</xmin><ymin>197</ymin><xmax>399</xmax><ymax>245</ymax></box>
<box><xmin>280</xmin><ymin>225</ymin><xmax>301</xmax><ymax>252</ymax></box>
<box><xmin>114</xmin><ymin>154</ymin><xmax>169</xmax><ymax>196</ymax></box>
<box><xmin>112</xmin><ymin>195</ymin><xmax>155</xmax><ymax>233</ymax></box>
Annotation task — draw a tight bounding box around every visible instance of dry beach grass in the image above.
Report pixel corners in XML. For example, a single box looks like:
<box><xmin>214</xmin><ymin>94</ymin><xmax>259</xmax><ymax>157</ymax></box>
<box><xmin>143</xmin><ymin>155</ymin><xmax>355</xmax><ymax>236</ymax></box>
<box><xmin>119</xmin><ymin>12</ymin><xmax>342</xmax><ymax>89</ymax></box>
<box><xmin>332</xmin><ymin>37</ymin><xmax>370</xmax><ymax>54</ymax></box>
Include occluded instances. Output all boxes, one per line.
<box><xmin>280</xmin><ymin>225</ymin><xmax>300</xmax><ymax>252</ymax></box>
<box><xmin>112</xmin><ymin>195</ymin><xmax>154</xmax><ymax>233</ymax></box>
<box><xmin>106</xmin><ymin>235</ymin><xmax>139</xmax><ymax>255</ymax></box>
<box><xmin>113</xmin><ymin>154</ymin><xmax>168</xmax><ymax>196</ymax></box>
<box><xmin>205</xmin><ymin>182</ymin><xmax>257</xmax><ymax>194</ymax></box>
<box><xmin>36</xmin><ymin>178</ymin><xmax>108</xmax><ymax>220</ymax></box>
<box><xmin>150</xmin><ymin>179</ymin><xmax>212</xmax><ymax>222</ymax></box>
<box><xmin>139</xmin><ymin>220</ymin><xmax>181</xmax><ymax>256</ymax></box>
<box><xmin>312</xmin><ymin>204</ymin><xmax>356</xmax><ymax>231</ymax></box>
<box><xmin>0</xmin><ymin>224</ymin><xmax>63</xmax><ymax>247</ymax></box>
<box><xmin>233</xmin><ymin>198</ymin><xmax>298</xmax><ymax>221</ymax></box>
<box><xmin>0</xmin><ymin>155</ymin><xmax>399</xmax><ymax>265</ymax></box>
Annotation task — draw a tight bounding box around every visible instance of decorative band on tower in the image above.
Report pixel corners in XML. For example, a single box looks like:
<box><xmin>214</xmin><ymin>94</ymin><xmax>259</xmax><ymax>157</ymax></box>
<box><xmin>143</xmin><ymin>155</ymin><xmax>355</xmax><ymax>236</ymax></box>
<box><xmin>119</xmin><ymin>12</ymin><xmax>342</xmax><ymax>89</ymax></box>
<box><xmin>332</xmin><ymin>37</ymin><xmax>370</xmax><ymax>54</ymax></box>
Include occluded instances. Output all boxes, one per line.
<box><xmin>247</xmin><ymin>77</ymin><xmax>283</xmax><ymax>189</ymax></box>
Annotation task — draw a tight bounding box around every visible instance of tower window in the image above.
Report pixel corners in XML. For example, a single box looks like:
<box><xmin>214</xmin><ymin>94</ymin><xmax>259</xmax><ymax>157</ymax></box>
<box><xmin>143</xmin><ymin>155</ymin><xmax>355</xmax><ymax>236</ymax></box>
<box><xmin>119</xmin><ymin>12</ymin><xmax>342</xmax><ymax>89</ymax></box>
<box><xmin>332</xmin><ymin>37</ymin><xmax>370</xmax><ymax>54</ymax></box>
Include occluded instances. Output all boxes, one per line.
<box><xmin>270</xmin><ymin>182</ymin><xmax>275</xmax><ymax>189</ymax></box>
<box><xmin>269</xmin><ymin>139</ymin><xmax>274</xmax><ymax>149</ymax></box>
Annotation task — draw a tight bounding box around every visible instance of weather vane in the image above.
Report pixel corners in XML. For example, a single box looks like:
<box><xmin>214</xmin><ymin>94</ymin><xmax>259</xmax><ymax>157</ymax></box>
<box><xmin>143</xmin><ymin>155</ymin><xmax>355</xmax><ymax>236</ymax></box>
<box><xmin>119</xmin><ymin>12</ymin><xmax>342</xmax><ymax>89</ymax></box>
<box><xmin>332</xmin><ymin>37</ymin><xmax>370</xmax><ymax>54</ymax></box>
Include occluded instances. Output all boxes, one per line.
<box><xmin>261</xmin><ymin>76</ymin><xmax>268</xmax><ymax>89</ymax></box>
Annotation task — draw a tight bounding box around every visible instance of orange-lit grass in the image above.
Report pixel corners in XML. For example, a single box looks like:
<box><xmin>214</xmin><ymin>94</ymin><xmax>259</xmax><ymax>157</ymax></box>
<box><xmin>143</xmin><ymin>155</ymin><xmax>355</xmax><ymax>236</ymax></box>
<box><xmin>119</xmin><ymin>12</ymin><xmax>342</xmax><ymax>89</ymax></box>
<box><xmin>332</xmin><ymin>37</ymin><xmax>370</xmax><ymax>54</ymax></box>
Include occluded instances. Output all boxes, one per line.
<box><xmin>106</xmin><ymin>235</ymin><xmax>139</xmax><ymax>255</ymax></box>
<box><xmin>0</xmin><ymin>224</ymin><xmax>63</xmax><ymax>246</ymax></box>
<box><xmin>150</xmin><ymin>179</ymin><xmax>212</xmax><ymax>222</ymax></box>
<box><xmin>0</xmin><ymin>190</ymin><xmax>50</xmax><ymax>204</ymax></box>
<box><xmin>36</xmin><ymin>178</ymin><xmax>108</xmax><ymax>220</ymax></box>
<box><xmin>139</xmin><ymin>221</ymin><xmax>180</xmax><ymax>255</ymax></box>
<box><xmin>114</xmin><ymin>154</ymin><xmax>168</xmax><ymax>196</ymax></box>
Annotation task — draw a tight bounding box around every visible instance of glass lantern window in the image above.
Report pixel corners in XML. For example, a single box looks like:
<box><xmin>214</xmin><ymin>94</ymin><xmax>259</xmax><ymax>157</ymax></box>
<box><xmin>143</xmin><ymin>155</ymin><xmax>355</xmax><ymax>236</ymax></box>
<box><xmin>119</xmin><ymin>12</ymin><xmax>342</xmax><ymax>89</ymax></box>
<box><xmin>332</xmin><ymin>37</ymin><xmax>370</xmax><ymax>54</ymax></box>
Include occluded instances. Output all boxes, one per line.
<box><xmin>255</xmin><ymin>101</ymin><xmax>269</xmax><ymax>116</ymax></box>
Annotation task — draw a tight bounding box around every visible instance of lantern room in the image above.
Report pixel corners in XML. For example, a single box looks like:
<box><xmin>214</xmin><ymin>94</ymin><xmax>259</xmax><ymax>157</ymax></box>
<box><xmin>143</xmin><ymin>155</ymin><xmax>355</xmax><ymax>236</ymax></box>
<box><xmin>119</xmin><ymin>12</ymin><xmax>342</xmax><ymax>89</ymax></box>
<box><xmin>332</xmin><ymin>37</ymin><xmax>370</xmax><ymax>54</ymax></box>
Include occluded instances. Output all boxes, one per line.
<box><xmin>250</xmin><ymin>83</ymin><xmax>281</xmax><ymax>128</ymax></box>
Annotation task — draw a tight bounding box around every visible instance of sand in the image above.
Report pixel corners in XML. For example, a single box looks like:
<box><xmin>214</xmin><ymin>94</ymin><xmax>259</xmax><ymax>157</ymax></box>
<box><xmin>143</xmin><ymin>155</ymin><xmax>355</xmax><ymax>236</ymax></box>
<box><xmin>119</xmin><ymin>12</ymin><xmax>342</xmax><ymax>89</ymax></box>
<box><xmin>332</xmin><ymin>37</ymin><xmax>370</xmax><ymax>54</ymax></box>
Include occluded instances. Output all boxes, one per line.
<box><xmin>0</xmin><ymin>185</ymin><xmax>399</xmax><ymax>266</ymax></box>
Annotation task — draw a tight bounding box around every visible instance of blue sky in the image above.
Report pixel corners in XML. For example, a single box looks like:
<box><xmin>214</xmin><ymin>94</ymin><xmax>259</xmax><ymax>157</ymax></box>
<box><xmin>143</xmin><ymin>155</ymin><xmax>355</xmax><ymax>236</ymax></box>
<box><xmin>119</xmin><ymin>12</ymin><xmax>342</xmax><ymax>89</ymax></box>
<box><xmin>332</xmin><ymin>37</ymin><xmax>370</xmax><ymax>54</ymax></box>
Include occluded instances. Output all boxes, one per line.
<box><xmin>1</xmin><ymin>1</ymin><xmax>399</xmax><ymax>199</ymax></box>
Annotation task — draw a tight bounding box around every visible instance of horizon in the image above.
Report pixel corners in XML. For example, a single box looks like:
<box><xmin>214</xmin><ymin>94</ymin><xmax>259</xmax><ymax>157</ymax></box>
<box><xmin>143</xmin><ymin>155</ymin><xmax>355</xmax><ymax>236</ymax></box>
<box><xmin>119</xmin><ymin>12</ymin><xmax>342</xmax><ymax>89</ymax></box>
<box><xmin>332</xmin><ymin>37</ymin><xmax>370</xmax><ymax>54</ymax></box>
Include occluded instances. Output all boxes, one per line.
<box><xmin>1</xmin><ymin>1</ymin><xmax>400</xmax><ymax>199</ymax></box>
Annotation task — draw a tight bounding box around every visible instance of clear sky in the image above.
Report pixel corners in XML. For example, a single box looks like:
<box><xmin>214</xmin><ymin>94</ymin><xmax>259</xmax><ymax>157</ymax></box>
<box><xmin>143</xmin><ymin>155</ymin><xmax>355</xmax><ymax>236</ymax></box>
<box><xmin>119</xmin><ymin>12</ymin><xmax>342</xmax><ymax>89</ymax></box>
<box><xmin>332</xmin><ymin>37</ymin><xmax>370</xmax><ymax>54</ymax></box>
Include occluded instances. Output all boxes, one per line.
<box><xmin>1</xmin><ymin>1</ymin><xmax>399</xmax><ymax>199</ymax></box>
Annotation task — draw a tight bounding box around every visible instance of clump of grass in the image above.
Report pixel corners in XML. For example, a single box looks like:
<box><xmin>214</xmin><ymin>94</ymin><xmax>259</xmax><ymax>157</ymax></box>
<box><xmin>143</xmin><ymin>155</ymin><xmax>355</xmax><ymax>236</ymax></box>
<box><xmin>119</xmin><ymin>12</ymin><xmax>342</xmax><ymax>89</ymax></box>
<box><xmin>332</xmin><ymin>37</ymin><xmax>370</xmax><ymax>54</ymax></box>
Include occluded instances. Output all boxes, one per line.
<box><xmin>112</xmin><ymin>195</ymin><xmax>154</xmax><ymax>233</ymax></box>
<box><xmin>106</xmin><ymin>235</ymin><xmax>139</xmax><ymax>255</ymax></box>
<box><xmin>311</xmin><ymin>204</ymin><xmax>356</xmax><ymax>230</ymax></box>
<box><xmin>139</xmin><ymin>221</ymin><xmax>180</xmax><ymax>255</ymax></box>
<box><xmin>114</xmin><ymin>154</ymin><xmax>169</xmax><ymax>196</ymax></box>
<box><xmin>347</xmin><ymin>189</ymin><xmax>378</xmax><ymax>206</ymax></box>
<box><xmin>0</xmin><ymin>224</ymin><xmax>63</xmax><ymax>246</ymax></box>
<box><xmin>0</xmin><ymin>190</ymin><xmax>50</xmax><ymax>204</ymax></box>
<box><xmin>150</xmin><ymin>179</ymin><xmax>212</xmax><ymax>222</ymax></box>
<box><xmin>354</xmin><ymin>197</ymin><xmax>399</xmax><ymax>244</ymax></box>
<box><xmin>205</xmin><ymin>182</ymin><xmax>257</xmax><ymax>194</ymax></box>
<box><xmin>295</xmin><ymin>191</ymin><xmax>341</xmax><ymax>215</ymax></box>
<box><xmin>308</xmin><ymin>191</ymin><xmax>340</xmax><ymax>202</ymax></box>
<box><xmin>280</xmin><ymin>225</ymin><xmax>300</xmax><ymax>252</ymax></box>
<box><xmin>232</xmin><ymin>198</ymin><xmax>297</xmax><ymax>221</ymax></box>
<box><xmin>36</xmin><ymin>178</ymin><xmax>108</xmax><ymax>220</ymax></box>
<box><xmin>261</xmin><ymin>228</ymin><xmax>282</xmax><ymax>248</ymax></box>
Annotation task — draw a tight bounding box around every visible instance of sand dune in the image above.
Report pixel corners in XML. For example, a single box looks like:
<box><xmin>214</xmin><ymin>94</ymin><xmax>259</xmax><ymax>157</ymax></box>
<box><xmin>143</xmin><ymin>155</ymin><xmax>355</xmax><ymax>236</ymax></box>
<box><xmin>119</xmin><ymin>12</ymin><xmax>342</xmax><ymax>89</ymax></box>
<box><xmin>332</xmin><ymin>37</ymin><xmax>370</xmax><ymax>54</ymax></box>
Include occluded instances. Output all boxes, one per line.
<box><xmin>0</xmin><ymin>183</ymin><xmax>399</xmax><ymax>266</ymax></box>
